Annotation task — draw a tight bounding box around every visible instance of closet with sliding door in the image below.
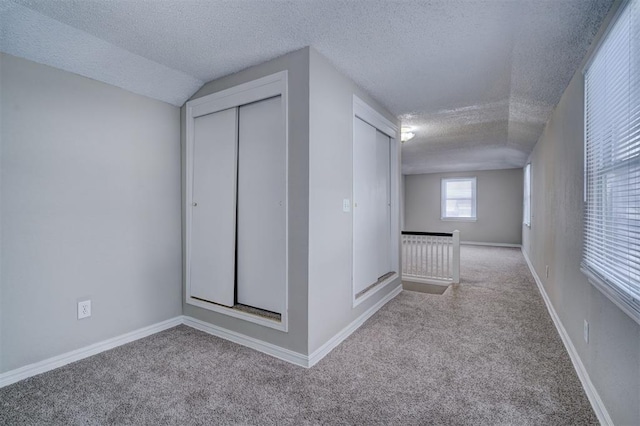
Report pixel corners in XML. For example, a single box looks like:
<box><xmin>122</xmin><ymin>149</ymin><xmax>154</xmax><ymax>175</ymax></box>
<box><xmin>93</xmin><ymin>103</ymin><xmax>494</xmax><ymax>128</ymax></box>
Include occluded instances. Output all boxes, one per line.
<box><xmin>352</xmin><ymin>96</ymin><xmax>399</xmax><ymax>305</ymax></box>
<box><xmin>184</xmin><ymin>72</ymin><xmax>288</xmax><ymax>331</ymax></box>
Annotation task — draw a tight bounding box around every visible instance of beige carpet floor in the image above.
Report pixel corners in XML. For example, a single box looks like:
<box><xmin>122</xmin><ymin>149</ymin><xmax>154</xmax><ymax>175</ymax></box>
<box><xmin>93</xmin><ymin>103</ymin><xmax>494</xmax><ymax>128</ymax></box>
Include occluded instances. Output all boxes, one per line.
<box><xmin>0</xmin><ymin>246</ymin><xmax>597</xmax><ymax>425</ymax></box>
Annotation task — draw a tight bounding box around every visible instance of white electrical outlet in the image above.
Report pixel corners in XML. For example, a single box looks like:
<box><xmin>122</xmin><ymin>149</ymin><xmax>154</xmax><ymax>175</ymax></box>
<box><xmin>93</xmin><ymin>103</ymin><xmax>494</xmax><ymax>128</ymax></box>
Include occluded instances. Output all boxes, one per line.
<box><xmin>343</xmin><ymin>199</ymin><xmax>351</xmax><ymax>212</ymax></box>
<box><xmin>545</xmin><ymin>265</ymin><xmax>549</xmax><ymax>278</ymax></box>
<box><xmin>584</xmin><ymin>320</ymin><xmax>589</xmax><ymax>343</ymax></box>
<box><xmin>78</xmin><ymin>300</ymin><xmax>91</xmax><ymax>319</ymax></box>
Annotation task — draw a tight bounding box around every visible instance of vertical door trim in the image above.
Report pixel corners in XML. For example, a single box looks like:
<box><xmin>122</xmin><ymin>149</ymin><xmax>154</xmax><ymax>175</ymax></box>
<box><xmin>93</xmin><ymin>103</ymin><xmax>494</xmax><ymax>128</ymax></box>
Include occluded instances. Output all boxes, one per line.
<box><xmin>185</xmin><ymin>71</ymin><xmax>289</xmax><ymax>332</ymax></box>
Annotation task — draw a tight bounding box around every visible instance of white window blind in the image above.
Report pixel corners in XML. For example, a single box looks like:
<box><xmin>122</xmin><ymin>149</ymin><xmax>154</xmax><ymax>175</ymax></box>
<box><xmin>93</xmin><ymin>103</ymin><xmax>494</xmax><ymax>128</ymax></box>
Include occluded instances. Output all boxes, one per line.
<box><xmin>523</xmin><ymin>163</ymin><xmax>531</xmax><ymax>226</ymax></box>
<box><xmin>583</xmin><ymin>0</ymin><xmax>640</xmax><ymax>322</ymax></box>
<box><xmin>441</xmin><ymin>177</ymin><xmax>477</xmax><ymax>220</ymax></box>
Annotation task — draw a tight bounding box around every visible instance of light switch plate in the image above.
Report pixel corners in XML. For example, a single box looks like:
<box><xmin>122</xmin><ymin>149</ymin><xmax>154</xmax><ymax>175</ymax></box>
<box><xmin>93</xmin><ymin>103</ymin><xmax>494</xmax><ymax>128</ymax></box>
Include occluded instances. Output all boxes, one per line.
<box><xmin>343</xmin><ymin>199</ymin><xmax>351</xmax><ymax>212</ymax></box>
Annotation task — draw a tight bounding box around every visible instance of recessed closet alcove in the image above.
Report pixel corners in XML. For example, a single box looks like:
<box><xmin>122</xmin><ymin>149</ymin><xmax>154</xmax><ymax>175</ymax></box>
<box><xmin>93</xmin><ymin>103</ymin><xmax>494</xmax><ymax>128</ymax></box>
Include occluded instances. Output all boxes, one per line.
<box><xmin>180</xmin><ymin>48</ymin><xmax>402</xmax><ymax>365</ymax></box>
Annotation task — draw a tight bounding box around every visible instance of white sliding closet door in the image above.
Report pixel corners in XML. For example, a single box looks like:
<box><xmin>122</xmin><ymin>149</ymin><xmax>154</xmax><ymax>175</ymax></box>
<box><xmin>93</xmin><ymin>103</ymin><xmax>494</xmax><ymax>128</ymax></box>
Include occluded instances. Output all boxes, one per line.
<box><xmin>376</xmin><ymin>130</ymin><xmax>392</xmax><ymax>278</ymax></box>
<box><xmin>190</xmin><ymin>108</ymin><xmax>237</xmax><ymax>307</ymax></box>
<box><xmin>353</xmin><ymin>117</ymin><xmax>379</xmax><ymax>294</ymax></box>
<box><xmin>236</xmin><ymin>96</ymin><xmax>286</xmax><ymax>314</ymax></box>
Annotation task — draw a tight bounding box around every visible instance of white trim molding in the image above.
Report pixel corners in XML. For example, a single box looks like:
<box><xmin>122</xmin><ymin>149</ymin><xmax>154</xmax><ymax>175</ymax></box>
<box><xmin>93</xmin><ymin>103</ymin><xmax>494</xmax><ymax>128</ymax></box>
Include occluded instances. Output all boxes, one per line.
<box><xmin>309</xmin><ymin>284</ymin><xmax>402</xmax><ymax>367</ymax></box>
<box><xmin>187</xmin><ymin>283</ymin><xmax>402</xmax><ymax>369</ymax></box>
<box><xmin>441</xmin><ymin>176</ymin><xmax>477</xmax><ymax>221</ymax></box>
<box><xmin>183</xmin><ymin>316</ymin><xmax>308</xmax><ymax>367</ymax></box>
<box><xmin>1</xmin><ymin>285</ymin><xmax>403</xmax><ymax>387</ymax></box>
<box><xmin>184</xmin><ymin>70</ymin><xmax>289</xmax><ymax>332</ymax></box>
<box><xmin>462</xmin><ymin>241</ymin><xmax>522</xmax><ymax>248</ymax></box>
<box><xmin>521</xmin><ymin>248</ymin><xmax>613</xmax><ymax>426</ymax></box>
<box><xmin>0</xmin><ymin>316</ymin><xmax>183</xmax><ymax>388</ymax></box>
<box><xmin>353</xmin><ymin>272</ymin><xmax>399</xmax><ymax>307</ymax></box>
<box><xmin>582</xmin><ymin>266</ymin><xmax>640</xmax><ymax>326</ymax></box>
<box><xmin>353</xmin><ymin>95</ymin><xmax>397</xmax><ymax>139</ymax></box>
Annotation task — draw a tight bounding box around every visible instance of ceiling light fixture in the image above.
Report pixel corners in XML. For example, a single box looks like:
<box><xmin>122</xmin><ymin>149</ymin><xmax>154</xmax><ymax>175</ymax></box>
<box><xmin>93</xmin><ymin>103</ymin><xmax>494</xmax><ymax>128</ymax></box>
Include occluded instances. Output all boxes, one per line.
<box><xmin>401</xmin><ymin>127</ymin><xmax>415</xmax><ymax>143</ymax></box>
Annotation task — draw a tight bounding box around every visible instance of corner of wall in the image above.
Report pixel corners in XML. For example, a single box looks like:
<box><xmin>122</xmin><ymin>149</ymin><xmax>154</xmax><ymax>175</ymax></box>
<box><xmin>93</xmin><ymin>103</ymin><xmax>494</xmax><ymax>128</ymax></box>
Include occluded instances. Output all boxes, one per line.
<box><xmin>307</xmin><ymin>47</ymin><xmax>401</xmax><ymax>356</ymax></box>
<box><xmin>180</xmin><ymin>48</ymin><xmax>311</xmax><ymax>356</ymax></box>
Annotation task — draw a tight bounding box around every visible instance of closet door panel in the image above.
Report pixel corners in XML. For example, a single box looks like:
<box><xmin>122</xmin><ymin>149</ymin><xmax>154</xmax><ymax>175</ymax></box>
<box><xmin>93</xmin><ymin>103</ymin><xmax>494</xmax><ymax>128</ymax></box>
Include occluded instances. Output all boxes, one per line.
<box><xmin>190</xmin><ymin>108</ymin><xmax>237</xmax><ymax>307</ymax></box>
<box><xmin>237</xmin><ymin>96</ymin><xmax>286</xmax><ymax>314</ymax></box>
<box><xmin>353</xmin><ymin>117</ymin><xmax>379</xmax><ymax>294</ymax></box>
<box><xmin>376</xmin><ymin>130</ymin><xmax>392</xmax><ymax>277</ymax></box>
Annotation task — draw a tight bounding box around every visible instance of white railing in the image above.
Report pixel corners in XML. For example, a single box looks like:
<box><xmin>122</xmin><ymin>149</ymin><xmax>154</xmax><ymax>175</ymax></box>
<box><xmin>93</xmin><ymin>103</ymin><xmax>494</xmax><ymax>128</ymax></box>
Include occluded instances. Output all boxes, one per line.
<box><xmin>402</xmin><ymin>230</ymin><xmax>460</xmax><ymax>285</ymax></box>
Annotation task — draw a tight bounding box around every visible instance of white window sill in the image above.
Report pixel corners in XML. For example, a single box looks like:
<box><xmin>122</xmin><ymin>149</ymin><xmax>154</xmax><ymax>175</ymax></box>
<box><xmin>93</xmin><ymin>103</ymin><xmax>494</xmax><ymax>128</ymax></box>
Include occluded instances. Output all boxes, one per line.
<box><xmin>441</xmin><ymin>217</ymin><xmax>477</xmax><ymax>222</ymax></box>
<box><xmin>581</xmin><ymin>266</ymin><xmax>640</xmax><ymax>326</ymax></box>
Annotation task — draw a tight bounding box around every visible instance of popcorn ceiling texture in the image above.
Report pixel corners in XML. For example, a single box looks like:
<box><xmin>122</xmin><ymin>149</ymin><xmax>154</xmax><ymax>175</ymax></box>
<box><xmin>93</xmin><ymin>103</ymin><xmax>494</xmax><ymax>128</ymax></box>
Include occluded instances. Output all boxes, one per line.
<box><xmin>0</xmin><ymin>2</ymin><xmax>203</xmax><ymax>107</ymax></box>
<box><xmin>1</xmin><ymin>0</ymin><xmax>613</xmax><ymax>173</ymax></box>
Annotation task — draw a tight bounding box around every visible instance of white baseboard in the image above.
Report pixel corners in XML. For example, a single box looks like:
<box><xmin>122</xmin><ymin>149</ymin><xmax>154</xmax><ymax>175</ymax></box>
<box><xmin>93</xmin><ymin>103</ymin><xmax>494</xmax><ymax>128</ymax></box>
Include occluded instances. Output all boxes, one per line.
<box><xmin>182</xmin><ymin>316</ymin><xmax>309</xmax><ymax>367</ymax></box>
<box><xmin>0</xmin><ymin>316</ymin><xmax>183</xmax><ymax>388</ymax></box>
<box><xmin>521</xmin><ymin>249</ymin><xmax>613</xmax><ymax>426</ymax></box>
<box><xmin>185</xmin><ymin>284</ymin><xmax>403</xmax><ymax>369</ymax></box>
<box><xmin>462</xmin><ymin>241</ymin><xmax>522</xmax><ymax>248</ymax></box>
<box><xmin>1</xmin><ymin>284</ymin><xmax>403</xmax><ymax>387</ymax></box>
<box><xmin>308</xmin><ymin>284</ymin><xmax>402</xmax><ymax>367</ymax></box>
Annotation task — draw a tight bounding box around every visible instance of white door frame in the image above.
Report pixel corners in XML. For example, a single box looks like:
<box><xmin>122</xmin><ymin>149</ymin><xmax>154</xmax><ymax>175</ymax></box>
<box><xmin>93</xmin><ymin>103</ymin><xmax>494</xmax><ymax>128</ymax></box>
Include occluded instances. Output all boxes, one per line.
<box><xmin>185</xmin><ymin>71</ymin><xmax>289</xmax><ymax>332</ymax></box>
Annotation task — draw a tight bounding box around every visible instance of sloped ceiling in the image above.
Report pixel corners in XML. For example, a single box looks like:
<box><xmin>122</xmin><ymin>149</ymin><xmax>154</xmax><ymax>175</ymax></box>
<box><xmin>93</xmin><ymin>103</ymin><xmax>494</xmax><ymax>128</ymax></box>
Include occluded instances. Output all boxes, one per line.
<box><xmin>0</xmin><ymin>0</ymin><xmax>613</xmax><ymax>174</ymax></box>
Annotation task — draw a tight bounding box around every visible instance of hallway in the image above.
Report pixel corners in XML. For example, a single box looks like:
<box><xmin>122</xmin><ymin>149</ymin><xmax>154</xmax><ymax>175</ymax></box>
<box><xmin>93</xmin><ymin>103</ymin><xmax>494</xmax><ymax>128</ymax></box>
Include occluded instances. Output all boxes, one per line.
<box><xmin>0</xmin><ymin>246</ymin><xmax>595</xmax><ymax>425</ymax></box>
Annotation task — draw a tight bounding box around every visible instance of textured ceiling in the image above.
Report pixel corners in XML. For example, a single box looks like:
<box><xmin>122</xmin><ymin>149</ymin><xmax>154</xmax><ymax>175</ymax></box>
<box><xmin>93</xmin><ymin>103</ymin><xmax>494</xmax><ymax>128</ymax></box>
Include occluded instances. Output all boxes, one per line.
<box><xmin>0</xmin><ymin>0</ymin><xmax>613</xmax><ymax>174</ymax></box>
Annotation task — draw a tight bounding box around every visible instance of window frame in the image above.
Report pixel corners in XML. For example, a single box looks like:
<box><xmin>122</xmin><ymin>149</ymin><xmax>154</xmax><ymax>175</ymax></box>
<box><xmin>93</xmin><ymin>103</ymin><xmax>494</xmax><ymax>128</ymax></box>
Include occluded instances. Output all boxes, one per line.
<box><xmin>581</xmin><ymin>0</ymin><xmax>640</xmax><ymax>325</ymax></box>
<box><xmin>440</xmin><ymin>177</ymin><xmax>477</xmax><ymax>222</ymax></box>
<box><xmin>523</xmin><ymin>163</ymin><xmax>531</xmax><ymax>227</ymax></box>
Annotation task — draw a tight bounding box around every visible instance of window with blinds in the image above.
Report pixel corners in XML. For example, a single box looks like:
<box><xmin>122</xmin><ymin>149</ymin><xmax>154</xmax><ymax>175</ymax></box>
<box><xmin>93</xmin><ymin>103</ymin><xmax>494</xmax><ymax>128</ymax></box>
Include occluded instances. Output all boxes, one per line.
<box><xmin>583</xmin><ymin>0</ymin><xmax>640</xmax><ymax>322</ymax></box>
<box><xmin>441</xmin><ymin>177</ymin><xmax>477</xmax><ymax>220</ymax></box>
<box><xmin>523</xmin><ymin>163</ymin><xmax>531</xmax><ymax>227</ymax></box>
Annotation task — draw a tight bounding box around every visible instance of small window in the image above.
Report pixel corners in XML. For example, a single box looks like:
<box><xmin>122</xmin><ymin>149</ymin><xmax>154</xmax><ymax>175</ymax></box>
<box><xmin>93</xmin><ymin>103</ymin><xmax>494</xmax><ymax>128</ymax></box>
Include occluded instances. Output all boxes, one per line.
<box><xmin>523</xmin><ymin>163</ymin><xmax>531</xmax><ymax>227</ymax></box>
<box><xmin>583</xmin><ymin>0</ymin><xmax>640</xmax><ymax>323</ymax></box>
<box><xmin>441</xmin><ymin>177</ymin><xmax>477</xmax><ymax>221</ymax></box>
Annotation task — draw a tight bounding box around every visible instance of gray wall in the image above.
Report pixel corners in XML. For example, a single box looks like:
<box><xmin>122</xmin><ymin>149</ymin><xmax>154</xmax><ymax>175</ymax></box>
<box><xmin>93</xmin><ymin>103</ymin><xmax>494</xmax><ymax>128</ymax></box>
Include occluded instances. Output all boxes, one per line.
<box><xmin>182</xmin><ymin>48</ymin><xmax>310</xmax><ymax>355</ymax></box>
<box><xmin>0</xmin><ymin>53</ymin><xmax>183</xmax><ymax>373</ymax></box>
<box><xmin>404</xmin><ymin>169</ymin><xmax>523</xmax><ymax>245</ymax></box>
<box><xmin>523</xmin><ymin>7</ymin><xmax>640</xmax><ymax>423</ymax></box>
<box><xmin>182</xmin><ymin>47</ymin><xmax>402</xmax><ymax>356</ymax></box>
<box><xmin>307</xmin><ymin>48</ymin><xmax>401</xmax><ymax>354</ymax></box>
